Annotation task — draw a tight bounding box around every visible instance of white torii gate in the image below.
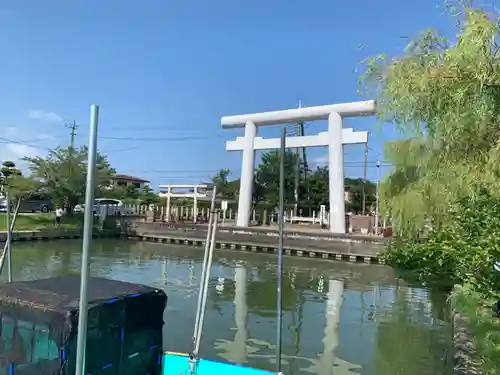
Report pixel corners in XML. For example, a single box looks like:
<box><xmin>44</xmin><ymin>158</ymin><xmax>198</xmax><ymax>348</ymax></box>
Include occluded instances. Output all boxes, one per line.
<box><xmin>158</xmin><ymin>184</ymin><xmax>208</xmax><ymax>223</ymax></box>
<box><xmin>221</xmin><ymin>100</ymin><xmax>375</xmax><ymax>233</ymax></box>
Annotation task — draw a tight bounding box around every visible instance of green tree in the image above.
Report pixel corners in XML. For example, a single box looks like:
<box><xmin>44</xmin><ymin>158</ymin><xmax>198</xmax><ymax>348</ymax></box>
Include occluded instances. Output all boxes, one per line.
<box><xmin>306</xmin><ymin>166</ymin><xmax>376</xmax><ymax>213</ymax></box>
<box><xmin>211</xmin><ymin>168</ymin><xmax>241</xmax><ymax>200</ymax></box>
<box><xmin>1</xmin><ymin>161</ymin><xmax>23</xmax><ymax>196</ymax></box>
<box><xmin>307</xmin><ymin>166</ymin><xmax>328</xmax><ymax>208</ymax></box>
<box><xmin>106</xmin><ymin>184</ymin><xmax>140</xmax><ymax>202</ymax></box>
<box><xmin>0</xmin><ymin>161</ymin><xmax>38</xmax><ymax>201</ymax></box>
<box><xmin>210</xmin><ymin>152</ymin><xmax>301</xmax><ymax>211</ymax></box>
<box><xmin>23</xmin><ymin>146</ymin><xmax>115</xmax><ymax>210</ymax></box>
<box><xmin>254</xmin><ymin>150</ymin><xmax>300</xmax><ymax>208</ymax></box>
<box><xmin>139</xmin><ymin>185</ymin><xmax>159</xmax><ymax>205</ymax></box>
<box><xmin>210</xmin><ymin>154</ymin><xmax>377</xmax><ymax>213</ymax></box>
<box><xmin>211</xmin><ymin>168</ymin><xmax>232</xmax><ymax>197</ymax></box>
<box><xmin>361</xmin><ymin>5</ymin><xmax>500</xmax><ymax>236</ymax></box>
<box><xmin>345</xmin><ymin>177</ymin><xmax>376</xmax><ymax>213</ymax></box>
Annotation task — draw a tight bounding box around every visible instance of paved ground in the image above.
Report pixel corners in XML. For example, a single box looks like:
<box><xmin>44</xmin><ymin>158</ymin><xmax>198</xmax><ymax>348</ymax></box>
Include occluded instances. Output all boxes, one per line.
<box><xmin>134</xmin><ymin>225</ymin><xmax>383</xmax><ymax>257</ymax></box>
<box><xmin>130</xmin><ymin>220</ymin><xmax>384</xmax><ymax>242</ymax></box>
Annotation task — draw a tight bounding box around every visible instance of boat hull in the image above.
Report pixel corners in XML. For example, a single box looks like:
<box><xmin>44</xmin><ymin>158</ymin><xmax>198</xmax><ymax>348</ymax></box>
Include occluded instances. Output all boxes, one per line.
<box><xmin>163</xmin><ymin>352</ymin><xmax>276</xmax><ymax>375</ymax></box>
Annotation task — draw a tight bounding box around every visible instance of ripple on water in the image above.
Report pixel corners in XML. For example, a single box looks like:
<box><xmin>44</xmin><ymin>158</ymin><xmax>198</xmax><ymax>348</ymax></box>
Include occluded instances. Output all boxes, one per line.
<box><xmin>7</xmin><ymin>239</ymin><xmax>453</xmax><ymax>375</ymax></box>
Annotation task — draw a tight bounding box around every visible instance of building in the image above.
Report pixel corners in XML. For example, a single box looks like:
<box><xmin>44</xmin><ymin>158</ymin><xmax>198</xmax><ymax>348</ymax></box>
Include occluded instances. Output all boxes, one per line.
<box><xmin>110</xmin><ymin>174</ymin><xmax>150</xmax><ymax>190</ymax></box>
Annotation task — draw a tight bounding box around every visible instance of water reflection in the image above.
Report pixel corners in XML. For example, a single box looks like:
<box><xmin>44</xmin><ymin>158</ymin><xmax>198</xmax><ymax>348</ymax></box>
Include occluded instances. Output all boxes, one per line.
<box><xmin>317</xmin><ymin>280</ymin><xmax>344</xmax><ymax>374</ymax></box>
<box><xmin>5</xmin><ymin>239</ymin><xmax>452</xmax><ymax>375</ymax></box>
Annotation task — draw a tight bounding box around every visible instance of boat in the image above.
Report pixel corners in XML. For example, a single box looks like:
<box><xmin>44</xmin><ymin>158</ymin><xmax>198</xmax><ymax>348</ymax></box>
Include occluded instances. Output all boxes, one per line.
<box><xmin>0</xmin><ymin>105</ymin><xmax>286</xmax><ymax>375</ymax></box>
<box><xmin>162</xmin><ymin>352</ymin><xmax>276</xmax><ymax>375</ymax></box>
<box><xmin>161</xmin><ymin>137</ymin><xmax>287</xmax><ymax>373</ymax></box>
<box><xmin>0</xmin><ymin>106</ymin><xmax>287</xmax><ymax>375</ymax></box>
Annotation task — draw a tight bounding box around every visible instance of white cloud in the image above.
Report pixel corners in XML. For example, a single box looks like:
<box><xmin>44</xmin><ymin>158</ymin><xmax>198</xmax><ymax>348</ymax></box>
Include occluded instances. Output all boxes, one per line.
<box><xmin>6</xmin><ymin>143</ymin><xmax>38</xmax><ymax>158</ymax></box>
<box><xmin>0</xmin><ymin>143</ymin><xmax>41</xmax><ymax>173</ymax></box>
<box><xmin>0</xmin><ymin>122</ymin><xmax>57</xmax><ymax>173</ymax></box>
<box><xmin>36</xmin><ymin>133</ymin><xmax>55</xmax><ymax>141</ymax></box>
<box><xmin>27</xmin><ymin>110</ymin><xmax>63</xmax><ymax>123</ymax></box>
<box><xmin>311</xmin><ymin>154</ymin><xmax>328</xmax><ymax>166</ymax></box>
<box><xmin>4</xmin><ymin>126</ymin><xmax>20</xmax><ymax>137</ymax></box>
<box><xmin>0</xmin><ymin>125</ymin><xmax>46</xmax><ymax>173</ymax></box>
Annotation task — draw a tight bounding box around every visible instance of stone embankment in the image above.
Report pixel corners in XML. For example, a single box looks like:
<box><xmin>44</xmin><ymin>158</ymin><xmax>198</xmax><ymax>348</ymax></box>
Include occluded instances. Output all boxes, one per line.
<box><xmin>451</xmin><ymin>285</ymin><xmax>482</xmax><ymax>375</ymax></box>
<box><xmin>128</xmin><ymin>221</ymin><xmax>385</xmax><ymax>263</ymax></box>
<box><xmin>453</xmin><ymin>312</ymin><xmax>481</xmax><ymax>375</ymax></box>
<box><xmin>0</xmin><ymin>229</ymin><xmax>120</xmax><ymax>242</ymax></box>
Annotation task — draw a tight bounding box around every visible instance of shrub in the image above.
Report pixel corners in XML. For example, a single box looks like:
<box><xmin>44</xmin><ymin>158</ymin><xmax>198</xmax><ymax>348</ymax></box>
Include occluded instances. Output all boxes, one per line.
<box><xmin>382</xmin><ymin>189</ymin><xmax>500</xmax><ymax>300</ymax></box>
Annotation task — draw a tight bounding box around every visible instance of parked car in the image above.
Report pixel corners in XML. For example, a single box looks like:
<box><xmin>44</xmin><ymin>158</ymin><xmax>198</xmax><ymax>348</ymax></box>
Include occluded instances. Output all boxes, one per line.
<box><xmin>0</xmin><ymin>197</ymin><xmax>6</xmax><ymax>213</ymax></box>
<box><xmin>19</xmin><ymin>194</ymin><xmax>53</xmax><ymax>213</ymax></box>
<box><xmin>73</xmin><ymin>198</ymin><xmax>134</xmax><ymax>216</ymax></box>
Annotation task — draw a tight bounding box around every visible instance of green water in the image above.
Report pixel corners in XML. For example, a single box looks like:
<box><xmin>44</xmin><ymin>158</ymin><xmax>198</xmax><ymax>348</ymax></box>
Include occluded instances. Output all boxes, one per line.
<box><xmin>2</xmin><ymin>238</ymin><xmax>452</xmax><ymax>375</ymax></box>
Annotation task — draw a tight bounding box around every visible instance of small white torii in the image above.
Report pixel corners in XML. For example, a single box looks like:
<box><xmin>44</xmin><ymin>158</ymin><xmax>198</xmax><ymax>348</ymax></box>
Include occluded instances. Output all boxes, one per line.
<box><xmin>158</xmin><ymin>184</ymin><xmax>208</xmax><ymax>223</ymax></box>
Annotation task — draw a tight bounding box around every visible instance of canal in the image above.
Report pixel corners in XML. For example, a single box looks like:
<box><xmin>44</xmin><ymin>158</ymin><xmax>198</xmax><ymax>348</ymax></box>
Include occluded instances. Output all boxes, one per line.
<box><xmin>4</xmin><ymin>238</ymin><xmax>453</xmax><ymax>375</ymax></box>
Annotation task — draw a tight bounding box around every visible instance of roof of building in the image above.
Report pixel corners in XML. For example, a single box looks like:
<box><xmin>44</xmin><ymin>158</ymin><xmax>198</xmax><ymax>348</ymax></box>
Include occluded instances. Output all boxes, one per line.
<box><xmin>112</xmin><ymin>174</ymin><xmax>150</xmax><ymax>183</ymax></box>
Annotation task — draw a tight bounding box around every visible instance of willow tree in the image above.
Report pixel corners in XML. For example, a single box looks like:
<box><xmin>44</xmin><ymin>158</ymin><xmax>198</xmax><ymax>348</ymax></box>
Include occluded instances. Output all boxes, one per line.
<box><xmin>361</xmin><ymin>4</ymin><xmax>500</xmax><ymax>236</ymax></box>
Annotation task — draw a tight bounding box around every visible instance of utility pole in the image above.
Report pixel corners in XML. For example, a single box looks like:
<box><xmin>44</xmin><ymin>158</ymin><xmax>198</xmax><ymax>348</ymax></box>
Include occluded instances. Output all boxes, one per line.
<box><xmin>375</xmin><ymin>160</ymin><xmax>380</xmax><ymax>235</ymax></box>
<box><xmin>301</xmin><ymin>123</ymin><xmax>310</xmax><ymax>216</ymax></box>
<box><xmin>66</xmin><ymin>120</ymin><xmax>78</xmax><ymax>149</ymax></box>
<box><xmin>362</xmin><ymin>141</ymin><xmax>368</xmax><ymax>215</ymax></box>
<box><xmin>65</xmin><ymin>120</ymin><xmax>78</xmax><ymax>212</ymax></box>
<box><xmin>294</xmin><ymin>100</ymin><xmax>302</xmax><ymax>216</ymax></box>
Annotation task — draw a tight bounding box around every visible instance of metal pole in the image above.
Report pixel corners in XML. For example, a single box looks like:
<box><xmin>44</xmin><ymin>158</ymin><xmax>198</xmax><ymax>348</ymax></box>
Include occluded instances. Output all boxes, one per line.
<box><xmin>362</xmin><ymin>142</ymin><xmax>368</xmax><ymax>215</ymax></box>
<box><xmin>293</xmin><ymin>100</ymin><xmax>302</xmax><ymax>216</ymax></box>
<box><xmin>5</xmin><ymin>189</ymin><xmax>12</xmax><ymax>282</ymax></box>
<box><xmin>75</xmin><ymin>104</ymin><xmax>100</xmax><ymax>375</ymax></box>
<box><xmin>375</xmin><ymin>160</ymin><xmax>380</xmax><ymax>235</ymax></box>
<box><xmin>194</xmin><ymin>208</ymin><xmax>219</xmax><ymax>356</ymax></box>
<box><xmin>192</xmin><ymin>186</ymin><xmax>217</xmax><ymax>347</ymax></box>
<box><xmin>276</xmin><ymin>127</ymin><xmax>286</xmax><ymax>374</ymax></box>
<box><xmin>0</xmin><ymin>198</ymin><xmax>20</xmax><ymax>275</ymax></box>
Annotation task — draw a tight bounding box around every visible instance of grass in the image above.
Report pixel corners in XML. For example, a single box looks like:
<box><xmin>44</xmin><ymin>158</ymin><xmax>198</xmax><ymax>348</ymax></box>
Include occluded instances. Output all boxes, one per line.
<box><xmin>0</xmin><ymin>213</ymin><xmax>84</xmax><ymax>231</ymax></box>
<box><xmin>452</xmin><ymin>285</ymin><xmax>500</xmax><ymax>375</ymax></box>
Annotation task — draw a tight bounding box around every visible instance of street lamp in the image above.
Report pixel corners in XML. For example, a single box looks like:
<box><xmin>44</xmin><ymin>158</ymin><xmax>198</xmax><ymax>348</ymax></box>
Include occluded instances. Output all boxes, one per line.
<box><xmin>0</xmin><ymin>160</ymin><xmax>19</xmax><ymax>283</ymax></box>
<box><xmin>375</xmin><ymin>160</ymin><xmax>380</xmax><ymax>235</ymax></box>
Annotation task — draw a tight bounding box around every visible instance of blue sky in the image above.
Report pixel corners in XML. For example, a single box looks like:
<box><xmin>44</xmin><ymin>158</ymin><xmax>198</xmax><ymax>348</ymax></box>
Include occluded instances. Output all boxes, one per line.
<box><xmin>0</xmin><ymin>0</ymin><xmax>457</xmax><ymax>190</ymax></box>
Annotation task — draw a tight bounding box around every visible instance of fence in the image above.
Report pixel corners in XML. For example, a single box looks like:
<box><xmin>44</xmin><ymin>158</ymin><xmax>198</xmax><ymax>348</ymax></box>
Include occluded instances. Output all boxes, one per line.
<box><xmin>93</xmin><ymin>203</ymin><xmax>387</xmax><ymax>234</ymax></box>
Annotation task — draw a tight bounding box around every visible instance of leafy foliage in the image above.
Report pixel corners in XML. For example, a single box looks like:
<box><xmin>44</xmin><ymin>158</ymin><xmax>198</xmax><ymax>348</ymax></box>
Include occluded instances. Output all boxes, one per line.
<box><xmin>140</xmin><ymin>185</ymin><xmax>159</xmax><ymax>205</ymax></box>
<box><xmin>0</xmin><ymin>161</ymin><xmax>39</xmax><ymax>202</ymax></box>
<box><xmin>100</xmin><ymin>184</ymin><xmax>159</xmax><ymax>205</ymax></box>
<box><xmin>452</xmin><ymin>284</ymin><xmax>500</xmax><ymax>375</ymax></box>
<box><xmin>211</xmin><ymin>151</ymin><xmax>376</xmax><ymax>212</ymax></box>
<box><xmin>307</xmin><ymin>166</ymin><xmax>328</xmax><ymax>208</ymax></box>
<box><xmin>364</xmin><ymin>5</ymin><xmax>500</xmax><ymax>372</ymax></box>
<box><xmin>361</xmin><ymin>5</ymin><xmax>500</xmax><ymax>236</ymax></box>
<box><xmin>23</xmin><ymin>146</ymin><xmax>115</xmax><ymax>209</ymax></box>
<box><xmin>211</xmin><ymin>169</ymin><xmax>240</xmax><ymax>200</ymax></box>
<box><xmin>254</xmin><ymin>150</ymin><xmax>300</xmax><ymax>208</ymax></box>
<box><xmin>382</xmin><ymin>190</ymin><xmax>500</xmax><ymax>298</ymax></box>
<box><xmin>364</xmin><ymin>3</ymin><xmax>500</xmax><ymax>285</ymax></box>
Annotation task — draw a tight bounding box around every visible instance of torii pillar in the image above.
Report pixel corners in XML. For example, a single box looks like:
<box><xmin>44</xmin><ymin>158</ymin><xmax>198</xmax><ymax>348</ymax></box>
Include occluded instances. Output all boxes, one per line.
<box><xmin>221</xmin><ymin>100</ymin><xmax>375</xmax><ymax>233</ymax></box>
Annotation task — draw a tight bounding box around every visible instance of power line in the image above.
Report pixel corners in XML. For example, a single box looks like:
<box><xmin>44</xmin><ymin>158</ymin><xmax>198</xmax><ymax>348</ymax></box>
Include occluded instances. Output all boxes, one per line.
<box><xmin>0</xmin><ymin>137</ymin><xmax>52</xmax><ymax>151</ymax></box>
<box><xmin>74</xmin><ymin>134</ymin><xmax>225</xmax><ymax>141</ymax></box>
<box><xmin>136</xmin><ymin>162</ymin><xmax>392</xmax><ymax>176</ymax></box>
<box><xmin>94</xmin><ymin>126</ymin><xmax>224</xmax><ymax>132</ymax></box>
<box><xmin>0</xmin><ymin>133</ymin><xmax>395</xmax><ymax>165</ymax></box>
<box><xmin>140</xmin><ymin>169</ymin><xmax>232</xmax><ymax>173</ymax></box>
<box><xmin>0</xmin><ymin>136</ymin><xmax>155</xmax><ymax>154</ymax></box>
<box><xmin>102</xmin><ymin>147</ymin><xmax>139</xmax><ymax>153</ymax></box>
